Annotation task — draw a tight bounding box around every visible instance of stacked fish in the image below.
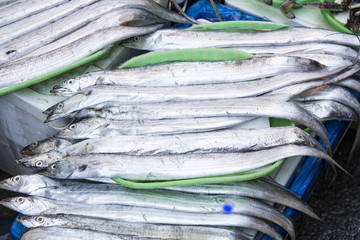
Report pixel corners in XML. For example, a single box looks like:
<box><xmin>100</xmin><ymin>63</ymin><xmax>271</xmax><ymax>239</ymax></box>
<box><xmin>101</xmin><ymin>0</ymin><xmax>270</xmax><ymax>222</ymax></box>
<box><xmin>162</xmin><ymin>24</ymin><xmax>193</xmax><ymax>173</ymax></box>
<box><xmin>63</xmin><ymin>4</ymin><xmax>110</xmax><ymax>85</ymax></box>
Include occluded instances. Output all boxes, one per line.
<box><xmin>2</xmin><ymin>1</ymin><xmax>360</xmax><ymax>238</ymax></box>
<box><xmin>0</xmin><ymin>174</ymin><xmax>321</xmax><ymax>240</ymax></box>
<box><xmin>0</xmin><ymin>0</ymin><xmax>193</xmax><ymax>88</ymax></box>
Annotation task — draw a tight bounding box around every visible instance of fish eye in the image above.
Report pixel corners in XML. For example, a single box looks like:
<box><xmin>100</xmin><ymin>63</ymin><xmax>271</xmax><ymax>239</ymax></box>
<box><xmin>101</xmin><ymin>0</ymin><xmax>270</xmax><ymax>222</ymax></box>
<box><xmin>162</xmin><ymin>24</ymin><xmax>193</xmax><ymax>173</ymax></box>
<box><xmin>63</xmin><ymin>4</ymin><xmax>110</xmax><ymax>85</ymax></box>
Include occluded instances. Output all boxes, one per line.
<box><xmin>35</xmin><ymin>161</ymin><xmax>43</xmax><ymax>168</ymax></box>
<box><xmin>13</xmin><ymin>176</ymin><xmax>21</xmax><ymax>182</ymax></box>
<box><xmin>57</xmin><ymin>102</ymin><xmax>64</xmax><ymax>109</ymax></box>
<box><xmin>17</xmin><ymin>197</ymin><xmax>24</xmax><ymax>203</ymax></box>
<box><xmin>31</xmin><ymin>142</ymin><xmax>38</xmax><ymax>147</ymax></box>
<box><xmin>67</xmin><ymin>80</ymin><xmax>73</xmax><ymax>85</ymax></box>
<box><xmin>35</xmin><ymin>216</ymin><xmax>44</xmax><ymax>223</ymax></box>
<box><xmin>50</xmin><ymin>163</ymin><xmax>57</xmax><ymax>170</ymax></box>
<box><xmin>133</xmin><ymin>36</ymin><xmax>140</xmax><ymax>42</ymax></box>
<box><xmin>69</xmin><ymin>124</ymin><xmax>76</xmax><ymax>130</ymax></box>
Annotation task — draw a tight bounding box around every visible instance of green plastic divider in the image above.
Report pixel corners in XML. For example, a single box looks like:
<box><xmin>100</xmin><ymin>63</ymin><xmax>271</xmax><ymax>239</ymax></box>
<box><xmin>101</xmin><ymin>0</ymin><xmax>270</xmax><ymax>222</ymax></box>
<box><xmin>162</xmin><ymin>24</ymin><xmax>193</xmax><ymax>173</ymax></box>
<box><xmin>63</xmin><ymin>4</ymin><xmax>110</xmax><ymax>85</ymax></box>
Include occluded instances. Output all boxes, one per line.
<box><xmin>119</xmin><ymin>48</ymin><xmax>254</xmax><ymax>68</ymax></box>
<box><xmin>321</xmin><ymin>9</ymin><xmax>353</xmax><ymax>34</ymax></box>
<box><xmin>186</xmin><ymin>20</ymin><xmax>290</xmax><ymax>32</ymax></box>
<box><xmin>111</xmin><ymin>160</ymin><xmax>284</xmax><ymax>189</ymax></box>
<box><xmin>0</xmin><ymin>49</ymin><xmax>109</xmax><ymax>96</ymax></box>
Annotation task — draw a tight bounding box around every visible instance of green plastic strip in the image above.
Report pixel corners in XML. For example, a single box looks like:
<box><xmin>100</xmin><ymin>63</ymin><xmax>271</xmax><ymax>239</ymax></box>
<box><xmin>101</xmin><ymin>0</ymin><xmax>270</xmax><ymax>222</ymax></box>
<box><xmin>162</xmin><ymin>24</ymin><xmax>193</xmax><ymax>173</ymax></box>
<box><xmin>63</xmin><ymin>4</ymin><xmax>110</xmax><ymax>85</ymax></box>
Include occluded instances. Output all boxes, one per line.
<box><xmin>0</xmin><ymin>49</ymin><xmax>109</xmax><ymax>96</ymax></box>
<box><xmin>111</xmin><ymin>160</ymin><xmax>284</xmax><ymax>189</ymax></box>
<box><xmin>186</xmin><ymin>20</ymin><xmax>290</xmax><ymax>32</ymax></box>
<box><xmin>119</xmin><ymin>48</ymin><xmax>255</xmax><ymax>69</ymax></box>
<box><xmin>321</xmin><ymin>10</ymin><xmax>353</xmax><ymax>34</ymax></box>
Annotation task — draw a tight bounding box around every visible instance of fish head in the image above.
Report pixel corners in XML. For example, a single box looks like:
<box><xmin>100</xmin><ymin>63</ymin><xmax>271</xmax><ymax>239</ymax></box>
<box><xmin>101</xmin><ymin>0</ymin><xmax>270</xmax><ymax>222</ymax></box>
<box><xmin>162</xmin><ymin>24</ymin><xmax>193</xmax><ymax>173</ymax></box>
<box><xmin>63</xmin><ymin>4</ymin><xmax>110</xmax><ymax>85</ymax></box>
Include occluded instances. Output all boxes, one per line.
<box><xmin>16</xmin><ymin>215</ymin><xmax>63</xmax><ymax>228</ymax></box>
<box><xmin>39</xmin><ymin>161</ymin><xmax>76</xmax><ymax>179</ymax></box>
<box><xmin>17</xmin><ymin>151</ymin><xmax>65</xmax><ymax>169</ymax></box>
<box><xmin>0</xmin><ymin>175</ymin><xmax>59</xmax><ymax>194</ymax></box>
<box><xmin>121</xmin><ymin>34</ymin><xmax>150</xmax><ymax>50</ymax></box>
<box><xmin>20</xmin><ymin>138</ymin><xmax>61</xmax><ymax>156</ymax></box>
<box><xmin>45</xmin><ymin>91</ymin><xmax>91</xmax><ymax>123</ymax></box>
<box><xmin>0</xmin><ymin>196</ymin><xmax>49</xmax><ymax>215</ymax></box>
<box><xmin>50</xmin><ymin>76</ymin><xmax>91</xmax><ymax>97</ymax></box>
<box><xmin>55</xmin><ymin>119</ymin><xmax>109</xmax><ymax>139</ymax></box>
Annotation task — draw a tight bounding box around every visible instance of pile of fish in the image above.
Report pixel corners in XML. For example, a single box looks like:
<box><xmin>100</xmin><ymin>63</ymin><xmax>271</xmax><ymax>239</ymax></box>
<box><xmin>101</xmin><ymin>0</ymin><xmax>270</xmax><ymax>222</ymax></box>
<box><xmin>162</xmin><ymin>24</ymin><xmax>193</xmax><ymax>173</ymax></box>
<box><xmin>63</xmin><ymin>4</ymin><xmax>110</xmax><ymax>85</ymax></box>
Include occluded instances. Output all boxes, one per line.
<box><xmin>2</xmin><ymin>1</ymin><xmax>360</xmax><ymax>239</ymax></box>
<box><xmin>0</xmin><ymin>174</ymin><xmax>321</xmax><ymax>240</ymax></box>
<box><xmin>0</xmin><ymin>0</ymin><xmax>194</xmax><ymax>88</ymax></box>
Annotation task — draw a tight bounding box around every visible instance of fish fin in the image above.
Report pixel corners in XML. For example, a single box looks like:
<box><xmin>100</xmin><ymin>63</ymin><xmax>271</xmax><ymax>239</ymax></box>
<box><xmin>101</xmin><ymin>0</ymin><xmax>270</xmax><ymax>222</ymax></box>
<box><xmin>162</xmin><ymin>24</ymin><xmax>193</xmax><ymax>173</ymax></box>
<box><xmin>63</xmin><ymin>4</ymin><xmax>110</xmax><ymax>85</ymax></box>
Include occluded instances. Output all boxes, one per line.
<box><xmin>81</xmin><ymin>90</ymin><xmax>92</xmax><ymax>96</ymax></box>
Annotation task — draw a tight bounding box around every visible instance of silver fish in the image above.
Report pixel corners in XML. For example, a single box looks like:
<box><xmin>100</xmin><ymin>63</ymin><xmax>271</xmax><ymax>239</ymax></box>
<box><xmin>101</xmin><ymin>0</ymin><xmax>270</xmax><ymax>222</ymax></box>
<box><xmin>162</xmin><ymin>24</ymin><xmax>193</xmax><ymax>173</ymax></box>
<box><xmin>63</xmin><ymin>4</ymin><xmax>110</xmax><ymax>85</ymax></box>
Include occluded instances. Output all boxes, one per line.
<box><xmin>232</xmin><ymin>42</ymin><xmax>359</xmax><ymax>60</ymax></box>
<box><xmin>0</xmin><ymin>0</ymin><xmax>68</xmax><ymax>28</ymax></box>
<box><xmin>51</xmin><ymin>97</ymin><xmax>331</xmax><ymax>151</ymax></box>
<box><xmin>0</xmin><ymin>0</ymin><xmax>98</xmax><ymax>48</ymax></box>
<box><xmin>2</xmin><ymin>196</ymin><xmax>284</xmax><ymax>240</ymax></box>
<box><xmin>17</xmin><ymin>215</ymin><xmax>249</xmax><ymax>240</ymax></box>
<box><xmin>122</xmin><ymin>27</ymin><xmax>360</xmax><ymax>51</ymax></box>
<box><xmin>295</xmin><ymin>85</ymin><xmax>360</xmax><ymax>160</ymax></box>
<box><xmin>51</xmin><ymin>56</ymin><xmax>325</xmax><ymax>96</ymax></box>
<box><xmin>39</xmin><ymin>144</ymin><xmax>344</xmax><ymax>181</ymax></box>
<box><xmin>16</xmin><ymin>151</ymin><xmax>66</xmax><ymax>169</ymax></box>
<box><xmin>20</xmin><ymin>138</ymin><xmax>72</xmax><ymax>156</ymax></box>
<box><xmin>20</xmin><ymin>227</ymin><xmax>147</xmax><ymax>240</ymax></box>
<box><xmin>0</xmin><ymin>174</ymin><xmax>318</xmax><ymax>220</ymax></box>
<box><xmin>4</xmin><ymin>4</ymin><xmax>167</xmax><ymax>63</ymax></box>
<box><xmin>0</xmin><ymin>23</ymin><xmax>163</xmax><ymax>88</ymax></box>
<box><xmin>56</xmin><ymin>126</ymin><xmax>325</xmax><ymax>156</ymax></box>
<box><xmin>296</xmin><ymin>100</ymin><xmax>358</xmax><ymax>121</ymax></box>
<box><xmin>336</xmin><ymin>78</ymin><xmax>360</xmax><ymax>92</ymax></box>
<box><xmin>54</xmin><ymin>117</ymin><xmax>256</xmax><ymax>139</ymax></box>
<box><xmin>2</xmin><ymin>183</ymin><xmax>295</xmax><ymax>237</ymax></box>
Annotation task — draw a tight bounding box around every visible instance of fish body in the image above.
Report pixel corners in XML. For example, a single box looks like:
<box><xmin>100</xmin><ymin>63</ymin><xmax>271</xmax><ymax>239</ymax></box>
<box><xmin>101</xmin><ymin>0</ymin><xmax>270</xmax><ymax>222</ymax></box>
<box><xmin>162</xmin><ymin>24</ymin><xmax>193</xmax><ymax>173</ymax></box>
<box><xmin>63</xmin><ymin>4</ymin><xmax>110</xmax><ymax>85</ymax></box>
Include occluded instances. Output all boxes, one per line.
<box><xmin>0</xmin><ymin>174</ymin><xmax>318</xmax><ymax>220</ymax></box>
<box><xmin>20</xmin><ymin>227</ymin><xmax>145</xmax><ymax>240</ymax></box>
<box><xmin>0</xmin><ymin>0</ymin><xmax>68</xmax><ymax>28</ymax></box>
<box><xmin>54</xmin><ymin>117</ymin><xmax>254</xmax><ymax>139</ymax></box>
<box><xmin>0</xmin><ymin>0</ymin><xmax>98</xmax><ymax>48</ymax></box>
<box><xmin>0</xmin><ymin>23</ymin><xmax>163</xmax><ymax>88</ymax></box>
<box><xmin>2</xmin><ymin>196</ymin><xmax>284</xmax><ymax>240</ymax></box>
<box><xmin>17</xmin><ymin>215</ymin><xmax>248</xmax><ymax>240</ymax></box>
<box><xmin>122</xmin><ymin>28</ymin><xmax>360</xmax><ymax>51</ymax></box>
<box><xmin>19</xmin><ymin>215</ymin><xmax>248</xmax><ymax>240</ymax></box>
<box><xmin>296</xmin><ymin>99</ymin><xmax>358</xmax><ymax>121</ymax></box>
<box><xmin>50</xmin><ymin>97</ymin><xmax>330</xmax><ymax>151</ymax></box>
<box><xmin>56</xmin><ymin>126</ymin><xmax>325</xmax><ymax>156</ymax></box>
<box><xmin>0</xmin><ymin>2</ymin><xmax>160</xmax><ymax>64</ymax></box>
<box><xmin>39</xmin><ymin>144</ymin><xmax>339</xmax><ymax>180</ymax></box>
<box><xmin>51</xmin><ymin>56</ymin><xmax>325</xmax><ymax>96</ymax></box>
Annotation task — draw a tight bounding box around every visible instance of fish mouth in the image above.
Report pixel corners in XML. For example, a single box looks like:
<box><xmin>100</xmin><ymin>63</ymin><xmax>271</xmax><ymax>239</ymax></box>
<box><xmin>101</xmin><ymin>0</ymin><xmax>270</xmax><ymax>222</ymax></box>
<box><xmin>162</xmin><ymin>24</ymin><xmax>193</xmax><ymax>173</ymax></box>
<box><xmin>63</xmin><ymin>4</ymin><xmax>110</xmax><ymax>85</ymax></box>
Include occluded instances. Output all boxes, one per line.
<box><xmin>20</xmin><ymin>148</ymin><xmax>36</xmax><ymax>156</ymax></box>
<box><xmin>43</xmin><ymin>105</ymin><xmax>57</xmax><ymax>115</ymax></box>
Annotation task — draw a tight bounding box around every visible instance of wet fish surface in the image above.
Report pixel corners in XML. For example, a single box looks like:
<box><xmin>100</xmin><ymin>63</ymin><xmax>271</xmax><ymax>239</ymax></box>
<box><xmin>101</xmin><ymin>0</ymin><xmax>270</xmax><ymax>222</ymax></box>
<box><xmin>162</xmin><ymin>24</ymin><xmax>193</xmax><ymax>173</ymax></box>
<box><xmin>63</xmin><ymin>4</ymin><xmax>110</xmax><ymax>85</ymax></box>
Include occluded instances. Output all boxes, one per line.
<box><xmin>39</xmin><ymin>144</ymin><xmax>340</xmax><ymax>180</ymax></box>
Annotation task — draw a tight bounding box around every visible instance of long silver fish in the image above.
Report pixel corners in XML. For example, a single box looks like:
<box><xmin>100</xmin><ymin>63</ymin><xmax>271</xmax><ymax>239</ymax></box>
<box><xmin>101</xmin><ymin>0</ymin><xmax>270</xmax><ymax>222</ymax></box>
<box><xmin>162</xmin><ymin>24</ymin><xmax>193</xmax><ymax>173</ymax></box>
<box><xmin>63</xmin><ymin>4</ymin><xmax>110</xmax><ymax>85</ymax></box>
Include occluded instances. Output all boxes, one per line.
<box><xmin>54</xmin><ymin>117</ymin><xmax>256</xmax><ymax>139</ymax></box>
<box><xmin>294</xmin><ymin>85</ymin><xmax>360</xmax><ymax>160</ymax></box>
<box><xmin>55</xmin><ymin>126</ymin><xmax>325</xmax><ymax>156</ymax></box>
<box><xmin>1</xmin><ymin>183</ymin><xmax>295</xmax><ymax>237</ymax></box>
<box><xmin>51</xmin><ymin>56</ymin><xmax>325</xmax><ymax>96</ymax></box>
<box><xmin>296</xmin><ymin>99</ymin><xmax>358</xmax><ymax>121</ymax></box>
<box><xmin>0</xmin><ymin>23</ymin><xmax>163</xmax><ymax>88</ymax></box>
<box><xmin>17</xmin><ymin>215</ymin><xmax>248</xmax><ymax>240</ymax></box>
<box><xmin>20</xmin><ymin>227</ymin><xmax>152</xmax><ymax>240</ymax></box>
<box><xmin>232</xmin><ymin>42</ymin><xmax>359</xmax><ymax>60</ymax></box>
<box><xmin>2</xmin><ymin>196</ymin><xmax>284</xmax><ymax>240</ymax></box>
<box><xmin>48</xmin><ymin>68</ymin><xmax>346</xmax><ymax>118</ymax></box>
<box><xmin>0</xmin><ymin>0</ymin><xmax>98</xmax><ymax>47</ymax></box>
<box><xmin>0</xmin><ymin>0</ymin><xmax>68</xmax><ymax>28</ymax></box>
<box><xmin>121</xmin><ymin>27</ymin><xmax>360</xmax><ymax>51</ymax></box>
<box><xmin>49</xmin><ymin>97</ymin><xmax>331</xmax><ymax>151</ymax></box>
<box><xmin>20</xmin><ymin>138</ymin><xmax>72</xmax><ymax>156</ymax></box>
<box><xmin>39</xmin><ymin>144</ymin><xmax>344</xmax><ymax>181</ymax></box>
<box><xmin>0</xmin><ymin>174</ymin><xmax>319</xmax><ymax>220</ymax></box>
<box><xmin>336</xmin><ymin>78</ymin><xmax>360</xmax><ymax>92</ymax></box>
<box><xmin>1</xmin><ymin>3</ymin><xmax>167</xmax><ymax>64</ymax></box>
